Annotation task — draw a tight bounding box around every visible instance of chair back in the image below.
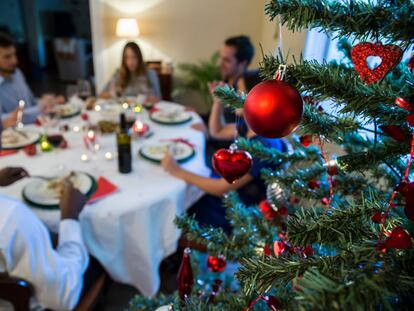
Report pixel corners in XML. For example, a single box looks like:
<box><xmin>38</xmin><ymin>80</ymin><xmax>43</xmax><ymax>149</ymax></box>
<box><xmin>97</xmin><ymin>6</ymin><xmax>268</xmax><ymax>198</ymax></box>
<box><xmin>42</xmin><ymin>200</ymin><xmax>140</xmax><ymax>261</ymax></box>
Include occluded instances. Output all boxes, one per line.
<box><xmin>0</xmin><ymin>274</ymin><xmax>33</xmax><ymax>311</ymax></box>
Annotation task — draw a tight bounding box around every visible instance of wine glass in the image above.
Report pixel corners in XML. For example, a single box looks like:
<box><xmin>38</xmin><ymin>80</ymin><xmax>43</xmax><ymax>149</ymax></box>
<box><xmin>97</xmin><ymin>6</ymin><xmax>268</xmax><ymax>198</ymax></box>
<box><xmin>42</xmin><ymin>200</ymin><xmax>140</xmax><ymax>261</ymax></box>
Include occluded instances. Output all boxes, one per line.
<box><xmin>77</xmin><ymin>79</ymin><xmax>92</xmax><ymax>101</ymax></box>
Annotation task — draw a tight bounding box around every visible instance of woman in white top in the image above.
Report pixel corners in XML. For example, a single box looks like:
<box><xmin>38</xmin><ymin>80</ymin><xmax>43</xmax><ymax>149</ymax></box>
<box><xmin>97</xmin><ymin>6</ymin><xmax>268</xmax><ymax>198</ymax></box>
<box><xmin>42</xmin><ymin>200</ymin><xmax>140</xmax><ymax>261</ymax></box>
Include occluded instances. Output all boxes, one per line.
<box><xmin>100</xmin><ymin>42</ymin><xmax>161</xmax><ymax>99</ymax></box>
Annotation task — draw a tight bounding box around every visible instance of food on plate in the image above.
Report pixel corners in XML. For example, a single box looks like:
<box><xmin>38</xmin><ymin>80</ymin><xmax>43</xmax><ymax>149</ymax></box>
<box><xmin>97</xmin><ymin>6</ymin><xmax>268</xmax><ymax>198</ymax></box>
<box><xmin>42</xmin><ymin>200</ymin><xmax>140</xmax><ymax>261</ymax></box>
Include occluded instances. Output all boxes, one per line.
<box><xmin>44</xmin><ymin>172</ymin><xmax>79</xmax><ymax>198</ymax></box>
<box><xmin>85</xmin><ymin>97</ymin><xmax>97</xmax><ymax>110</ymax></box>
<box><xmin>2</xmin><ymin>130</ymin><xmax>28</xmax><ymax>145</ymax></box>
<box><xmin>98</xmin><ymin>120</ymin><xmax>119</xmax><ymax>134</ymax></box>
<box><xmin>147</xmin><ymin>143</ymin><xmax>186</xmax><ymax>157</ymax></box>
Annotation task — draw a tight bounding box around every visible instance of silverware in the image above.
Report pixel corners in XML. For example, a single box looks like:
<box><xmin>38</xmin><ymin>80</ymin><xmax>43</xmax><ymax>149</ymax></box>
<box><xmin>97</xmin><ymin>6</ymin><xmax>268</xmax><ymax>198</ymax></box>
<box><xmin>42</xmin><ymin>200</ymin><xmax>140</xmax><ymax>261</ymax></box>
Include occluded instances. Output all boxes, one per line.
<box><xmin>30</xmin><ymin>175</ymin><xmax>55</xmax><ymax>181</ymax></box>
<box><xmin>16</xmin><ymin>100</ymin><xmax>25</xmax><ymax>129</ymax></box>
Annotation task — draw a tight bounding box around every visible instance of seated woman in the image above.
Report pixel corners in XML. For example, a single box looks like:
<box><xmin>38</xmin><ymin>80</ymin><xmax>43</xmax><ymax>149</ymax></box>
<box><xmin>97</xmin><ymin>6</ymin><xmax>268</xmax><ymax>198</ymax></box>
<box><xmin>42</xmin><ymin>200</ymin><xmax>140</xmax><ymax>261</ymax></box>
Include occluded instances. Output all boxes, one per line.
<box><xmin>100</xmin><ymin>42</ymin><xmax>161</xmax><ymax>101</ymax></box>
<box><xmin>161</xmin><ymin>91</ymin><xmax>287</xmax><ymax>233</ymax></box>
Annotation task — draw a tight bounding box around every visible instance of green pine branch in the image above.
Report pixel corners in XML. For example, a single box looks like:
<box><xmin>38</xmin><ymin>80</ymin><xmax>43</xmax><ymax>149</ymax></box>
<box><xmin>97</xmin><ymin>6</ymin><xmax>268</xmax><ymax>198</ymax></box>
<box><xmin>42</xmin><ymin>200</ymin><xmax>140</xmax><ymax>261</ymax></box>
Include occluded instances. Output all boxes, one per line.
<box><xmin>265</xmin><ymin>0</ymin><xmax>414</xmax><ymax>45</ymax></box>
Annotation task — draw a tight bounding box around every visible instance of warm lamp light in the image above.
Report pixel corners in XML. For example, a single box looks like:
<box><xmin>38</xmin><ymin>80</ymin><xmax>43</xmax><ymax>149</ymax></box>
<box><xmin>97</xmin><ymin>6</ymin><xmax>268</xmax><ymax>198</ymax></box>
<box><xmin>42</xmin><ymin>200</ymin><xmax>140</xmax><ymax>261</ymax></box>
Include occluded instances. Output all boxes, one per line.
<box><xmin>116</xmin><ymin>18</ymin><xmax>140</xmax><ymax>37</ymax></box>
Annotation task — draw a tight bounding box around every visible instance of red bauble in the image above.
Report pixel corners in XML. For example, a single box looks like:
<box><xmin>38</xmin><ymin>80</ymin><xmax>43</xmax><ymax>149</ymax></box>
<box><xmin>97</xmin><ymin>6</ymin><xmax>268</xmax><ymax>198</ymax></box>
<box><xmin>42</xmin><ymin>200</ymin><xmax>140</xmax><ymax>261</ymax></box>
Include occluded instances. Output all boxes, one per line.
<box><xmin>371</xmin><ymin>211</ymin><xmax>383</xmax><ymax>224</ymax></box>
<box><xmin>277</xmin><ymin>206</ymin><xmax>288</xmax><ymax>217</ymax></box>
<box><xmin>23</xmin><ymin>144</ymin><xmax>37</xmax><ymax>156</ymax></box>
<box><xmin>351</xmin><ymin>42</ymin><xmax>403</xmax><ymax>84</ymax></box>
<box><xmin>212</xmin><ymin>148</ymin><xmax>252</xmax><ymax>183</ymax></box>
<box><xmin>273</xmin><ymin>241</ymin><xmax>287</xmax><ymax>257</ymax></box>
<box><xmin>300</xmin><ymin>134</ymin><xmax>313</xmax><ymax>147</ymax></box>
<box><xmin>264</xmin><ymin>295</ymin><xmax>282</xmax><ymax>311</ymax></box>
<box><xmin>244</xmin><ymin>80</ymin><xmax>303</xmax><ymax>138</ymax></box>
<box><xmin>379</xmin><ymin>125</ymin><xmax>407</xmax><ymax>142</ymax></box>
<box><xmin>308</xmin><ymin>179</ymin><xmax>320</xmax><ymax>190</ymax></box>
<box><xmin>177</xmin><ymin>248</ymin><xmax>194</xmax><ymax>300</ymax></box>
<box><xmin>385</xmin><ymin>227</ymin><xmax>412</xmax><ymax>249</ymax></box>
<box><xmin>259</xmin><ymin>200</ymin><xmax>278</xmax><ymax>220</ymax></box>
<box><xmin>396</xmin><ymin>97</ymin><xmax>414</xmax><ymax>113</ymax></box>
<box><xmin>263</xmin><ymin>244</ymin><xmax>272</xmax><ymax>256</ymax></box>
<box><xmin>207</xmin><ymin>255</ymin><xmax>226</xmax><ymax>273</ymax></box>
<box><xmin>81</xmin><ymin>113</ymin><xmax>89</xmax><ymax>121</ymax></box>
<box><xmin>408</xmin><ymin>54</ymin><xmax>414</xmax><ymax>72</ymax></box>
<box><xmin>327</xmin><ymin>163</ymin><xmax>339</xmax><ymax>176</ymax></box>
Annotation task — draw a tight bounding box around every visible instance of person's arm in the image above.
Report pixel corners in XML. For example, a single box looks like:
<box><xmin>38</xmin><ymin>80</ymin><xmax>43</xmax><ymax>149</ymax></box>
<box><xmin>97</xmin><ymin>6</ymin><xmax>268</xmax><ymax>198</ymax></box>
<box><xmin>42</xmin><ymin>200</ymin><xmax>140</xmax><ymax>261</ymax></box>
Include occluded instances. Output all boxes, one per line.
<box><xmin>99</xmin><ymin>72</ymin><xmax>117</xmax><ymax>98</ymax></box>
<box><xmin>147</xmin><ymin>69</ymin><xmax>162</xmax><ymax>99</ymax></box>
<box><xmin>3</xmin><ymin>202</ymin><xmax>88</xmax><ymax>310</ymax></box>
<box><xmin>161</xmin><ymin>153</ymin><xmax>253</xmax><ymax>196</ymax></box>
<box><xmin>207</xmin><ymin>82</ymin><xmax>236</xmax><ymax>140</ymax></box>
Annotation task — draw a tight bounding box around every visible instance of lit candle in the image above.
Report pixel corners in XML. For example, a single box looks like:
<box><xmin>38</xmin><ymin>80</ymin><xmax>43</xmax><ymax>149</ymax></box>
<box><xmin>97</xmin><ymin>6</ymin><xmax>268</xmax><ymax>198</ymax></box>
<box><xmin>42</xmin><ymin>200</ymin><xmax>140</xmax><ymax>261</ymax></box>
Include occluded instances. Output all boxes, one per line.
<box><xmin>73</xmin><ymin>126</ymin><xmax>80</xmax><ymax>133</ymax></box>
<box><xmin>132</xmin><ymin>120</ymin><xmax>148</xmax><ymax>136</ymax></box>
<box><xmin>105</xmin><ymin>152</ymin><xmax>113</xmax><ymax>160</ymax></box>
<box><xmin>122</xmin><ymin>102</ymin><xmax>129</xmax><ymax>110</ymax></box>
<box><xmin>80</xmin><ymin>154</ymin><xmax>89</xmax><ymax>162</ymax></box>
<box><xmin>93</xmin><ymin>144</ymin><xmax>100</xmax><ymax>151</ymax></box>
<box><xmin>87</xmin><ymin>130</ymin><xmax>96</xmax><ymax>142</ymax></box>
<box><xmin>94</xmin><ymin>105</ymin><xmax>102</xmax><ymax>112</ymax></box>
<box><xmin>133</xmin><ymin>104</ymin><xmax>142</xmax><ymax>113</ymax></box>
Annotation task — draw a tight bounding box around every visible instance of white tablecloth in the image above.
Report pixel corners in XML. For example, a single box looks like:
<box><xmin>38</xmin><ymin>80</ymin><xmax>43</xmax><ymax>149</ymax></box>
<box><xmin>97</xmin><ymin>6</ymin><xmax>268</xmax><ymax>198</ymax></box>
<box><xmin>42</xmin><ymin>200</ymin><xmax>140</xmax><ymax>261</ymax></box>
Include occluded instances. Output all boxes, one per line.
<box><xmin>0</xmin><ymin>101</ymin><xmax>210</xmax><ymax>296</ymax></box>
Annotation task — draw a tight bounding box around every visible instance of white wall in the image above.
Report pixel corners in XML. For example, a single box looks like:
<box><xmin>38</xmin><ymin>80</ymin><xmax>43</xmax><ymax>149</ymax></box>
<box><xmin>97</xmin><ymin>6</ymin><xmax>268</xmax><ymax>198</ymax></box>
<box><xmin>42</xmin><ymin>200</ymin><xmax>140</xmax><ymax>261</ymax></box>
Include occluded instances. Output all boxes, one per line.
<box><xmin>90</xmin><ymin>0</ymin><xmax>307</xmax><ymax>92</ymax></box>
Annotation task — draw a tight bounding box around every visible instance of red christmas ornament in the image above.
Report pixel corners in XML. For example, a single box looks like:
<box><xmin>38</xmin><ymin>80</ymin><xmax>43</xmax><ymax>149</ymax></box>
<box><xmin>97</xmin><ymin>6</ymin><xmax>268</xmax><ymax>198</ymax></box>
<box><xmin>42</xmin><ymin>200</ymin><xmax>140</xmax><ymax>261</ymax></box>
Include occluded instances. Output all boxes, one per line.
<box><xmin>259</xmin><ymin>200</ymin><xmax>278</xmax><ymax>220</ymax></box>
<box><xmin>212</xmin><ymin>147</ymin><xmax>252</xmax><ymax>183</ymax></box>
<box><xmin>327</xmin><ymin>163</ymin><xmax>339</xmax><ymax>176</ymax></box>
<box><xmin>264</xmin><ymin>295</ymin><xmax>282</xmax><ymax>311</ymax></box>
<box><xmin>406</xmin><ymin>114</ymin><xmax>414</xmax><ymax>127</ymax></box>
<box><xmin>300</xmin><ymin>134</ymin><xmax>313</xmax><ymax>147</ymax></box>
<box><xmin>81</xmin><ymin>113</ymin><xmax>89</xmax><ymax>121</ymax></box>
<box><xmin>308</xmin><ymin>179</ymin><xmax>320</xmax><ymax>190</ymax></box>
<box><xmin>404</xmin><ymin>205</ymin><xmax>414</xmax><ymax>222</ymax></box>
<box><xmin>244</xmin><ymin>79</ymin><xmax>303</xmax><ymax>138</ymax></box>
<box><xmin>408</xmin><ymin>54</ymin><xmax>414</xmax><ymax>72</ymax></box>
<box><xmin>379</xmin><ymin>125</ymin><xmax>407</xmax><ymax>142</ymax></box>
<box><xmin>277</xmin><ymin>206</ymin><xmax>289</xmax><ymax>217</ymax></box>
<box><xmin>385</xmin><ymin>227</ymin><xmax>412</xmax><ymax>249</ymax></box>
<box><xmin>371</xmin><ymin>211</ymin><xmax>383</xmax><ymax>224</ymax></box>
<box><xmin>23</xmin><ymin>144</ymin><xmax>37</xmax><ymax>156</ymax></box>
<box><xmin>301</xmin><ymin>245</ymin><xmax>314</xmax><ymax>258</ymax></box>
<box><xmin>375</xmin><ymin>241</ymin><xmax>388</xmax><ymax>253</ymax></box>
<box><xmin>351</xmin><ymin>42</ymin><xmax>403</xmax><ymax>84</ymax></box>
<box><xmin>396</xmin><ymin>97</ymin><xmax>414</xmax><ymax>113</ymax></box>
<box><xmin>207</xmin><ymin>255</ymin><xmax>226</xmax><ymax>273</ymax></box>
<box><xmin>273</xmin><ymin>241</ymin><xmax>287</xmax><ymax>257</ymax></box>
<box><xmin>177</xmin><ymin>248</ymin><xmax>194</xmax><ymax>300</ymax></box>
<box><xmin>263</xmin><ymin>244</ymin><xmax>272</xmax><ymax>256</ymax></box>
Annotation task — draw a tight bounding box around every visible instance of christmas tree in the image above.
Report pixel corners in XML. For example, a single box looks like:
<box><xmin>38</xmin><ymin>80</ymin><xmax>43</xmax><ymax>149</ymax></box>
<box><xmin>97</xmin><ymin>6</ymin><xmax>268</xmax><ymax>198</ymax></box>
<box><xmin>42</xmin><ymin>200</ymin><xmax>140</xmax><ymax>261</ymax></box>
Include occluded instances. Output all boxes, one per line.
<box><xmin>130</xmin><ymin>0</ymin><xmax>414</xmax><ymax>310</ymax></box>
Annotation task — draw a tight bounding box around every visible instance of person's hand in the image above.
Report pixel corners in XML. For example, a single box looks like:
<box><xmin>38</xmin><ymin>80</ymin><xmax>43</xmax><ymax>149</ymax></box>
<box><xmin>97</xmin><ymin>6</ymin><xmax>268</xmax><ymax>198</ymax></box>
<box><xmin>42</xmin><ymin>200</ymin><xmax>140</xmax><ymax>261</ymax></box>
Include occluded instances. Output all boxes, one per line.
<box><xmin>99</xmin><ymin>91</ymin><xmax>112</xmax><ymax>99</ymax></box>
<box><xmin>56</xmin><ymin>95</ymin><xmax>66</xmax><ymax>105</ymax></box>
<box><xmin>190</xmin><ymin>122</ymin><xmax>208</xmax><ymax>137</ymax></box>
<box><xmin>2</xmin><ymin>107</ymin><xmax>19</xmax><ymax>128</ymax></box>
<box><xmin>39</xmin><ymin>94</ymin><xmax>58</xmax><ymax>113</ymax></box>
<box><xmin>0</xmin><ymin>167</ymin><xmax>29</xmax><ymax>186</ymax></box>
<box><xmin>60</xmin><ymin>179</ymin><xmax>87</xmax><ymax>220</ymax></box>
<box><xmin>161</xmin><ymin>152</ymin><xmax>181</xmax><ymax>177</ymax></box>
<box><xmin>207</xmin><ymin>81</ymin><xmax>225</xmax><ymax>96</ymax></box>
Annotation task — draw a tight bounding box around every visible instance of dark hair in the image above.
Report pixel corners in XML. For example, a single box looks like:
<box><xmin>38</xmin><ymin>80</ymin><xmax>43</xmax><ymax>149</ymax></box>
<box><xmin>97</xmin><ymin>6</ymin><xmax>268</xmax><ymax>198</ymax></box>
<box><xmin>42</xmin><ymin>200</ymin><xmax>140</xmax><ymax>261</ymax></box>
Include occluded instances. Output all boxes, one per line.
<box><xmin>118</xmin><ymin>42</ymin><xmax>147</xmax><ymax>91</ymax></box>
<box><xmin>225</xmin><ymin>35</ymin><xmax>254</xmax><ymax>65</ymax></box>
<box><xmin>0</xmin><ymin>32</ymin><xmax>14</xmax><ymax>48</ymax></box>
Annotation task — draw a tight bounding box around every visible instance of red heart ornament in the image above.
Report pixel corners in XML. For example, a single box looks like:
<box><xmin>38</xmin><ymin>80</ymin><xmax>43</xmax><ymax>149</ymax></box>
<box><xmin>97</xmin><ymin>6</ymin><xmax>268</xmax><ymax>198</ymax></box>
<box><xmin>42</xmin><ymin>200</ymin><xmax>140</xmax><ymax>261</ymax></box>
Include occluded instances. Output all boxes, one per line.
<box><xmin>351</xmin><ymin>42</ymin><xmax>403</xmax><ymax>84</ymax></box>
<box><xmin>385</xmin><ymin>226</ymin><xmax>412</xmax><ymax>249</ymax></box>
<box><xmin>212</xmin><ymin>148</ymin><xmax>252</xmax><ymax>183</ymax></box>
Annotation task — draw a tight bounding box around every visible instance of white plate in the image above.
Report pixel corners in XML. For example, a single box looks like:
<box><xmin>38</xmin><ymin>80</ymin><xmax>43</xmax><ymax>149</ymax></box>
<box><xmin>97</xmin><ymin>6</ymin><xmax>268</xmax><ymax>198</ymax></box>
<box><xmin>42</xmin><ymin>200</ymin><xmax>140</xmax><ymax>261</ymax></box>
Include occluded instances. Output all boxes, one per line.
<box><xmin>140</xmin><ymin>141</ymin><xmax>195</xmax><ymax>162</ymax></box>
<box><xmin>1</xmin><ymin>129</ymin><xmax>40</xmax><ymax>150</ymax></box>
<box><xmin>23</xmin><ymin>172</ymin><xmax>93</xmax><ymax>207</ymax></box>
<box><xmin>56</xmin><ymin>103</ymin><xmax>81</xmax><ymax>118</ymax></box>
<box><xmin>150</xmin><ymin>110</ymin><xmax>192</xmax><ymax>125</ymax></box>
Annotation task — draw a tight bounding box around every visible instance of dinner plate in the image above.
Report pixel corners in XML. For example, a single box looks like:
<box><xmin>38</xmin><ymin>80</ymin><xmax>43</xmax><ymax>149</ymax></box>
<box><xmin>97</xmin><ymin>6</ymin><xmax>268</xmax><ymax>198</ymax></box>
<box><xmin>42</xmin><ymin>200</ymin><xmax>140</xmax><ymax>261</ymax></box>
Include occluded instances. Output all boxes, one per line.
<box><xmin>22</xmin><ymin>172</ymin><xmax>96</xmax><ymax>209</ymax></box>
<box><xmin>139</xmin><ymin>140</ymin><xmax>195</xmax><ymax>163</ymax></box>
<box><xmin>56</xmin><ymin>103</ymin><xmax>81</xmax><ymax>119</ymax></box>
<box><xmin>1</xmin><ymin>129</ymin><xmax>40</xmax><ymax>150</ymax></box>
<box><xmin>150</xmin><ymin>110</ymin><xmax>192</xmax><ymax>125</ymax></box>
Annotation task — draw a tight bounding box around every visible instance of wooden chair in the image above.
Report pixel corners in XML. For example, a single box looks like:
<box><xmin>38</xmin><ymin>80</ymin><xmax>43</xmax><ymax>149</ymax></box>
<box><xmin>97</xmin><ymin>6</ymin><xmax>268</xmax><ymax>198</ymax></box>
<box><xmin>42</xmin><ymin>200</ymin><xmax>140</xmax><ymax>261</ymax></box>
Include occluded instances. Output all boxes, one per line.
<box><xmin>0</xmin><ymin>272</ymin><xmax>106</xmax><ymax>311</ymax></box>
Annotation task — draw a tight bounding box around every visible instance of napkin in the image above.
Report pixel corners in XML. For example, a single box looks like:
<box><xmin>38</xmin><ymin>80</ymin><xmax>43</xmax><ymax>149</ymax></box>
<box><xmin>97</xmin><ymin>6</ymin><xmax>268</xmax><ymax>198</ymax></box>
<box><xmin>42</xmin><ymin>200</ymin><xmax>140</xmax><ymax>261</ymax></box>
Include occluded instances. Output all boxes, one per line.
<box><xmin>0</xmin><ymin>150</ymin><xmax>18</xmax><ymax>157</ymax></box>
<box><xmin>88</xmin><ymin>176</ymin><xmax>119</xmax><ymax>204</ymax></box>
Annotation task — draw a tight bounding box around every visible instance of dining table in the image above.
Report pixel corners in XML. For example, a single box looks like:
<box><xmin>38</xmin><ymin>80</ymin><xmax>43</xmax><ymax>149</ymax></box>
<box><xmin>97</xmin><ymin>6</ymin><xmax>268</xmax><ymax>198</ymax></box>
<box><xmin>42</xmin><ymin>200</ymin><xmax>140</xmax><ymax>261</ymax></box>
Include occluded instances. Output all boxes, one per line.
<box><xmin>0</xmin><ymin>98</ymin><xmax>211</xmax><ymax>297</ymax></box>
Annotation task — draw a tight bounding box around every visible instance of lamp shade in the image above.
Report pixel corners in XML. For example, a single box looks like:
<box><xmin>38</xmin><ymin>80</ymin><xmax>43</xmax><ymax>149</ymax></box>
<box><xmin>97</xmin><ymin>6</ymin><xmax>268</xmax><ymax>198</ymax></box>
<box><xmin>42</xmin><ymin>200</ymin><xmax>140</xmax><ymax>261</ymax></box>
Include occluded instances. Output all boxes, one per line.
<box><xmin>116</xmin><ymin>18</ymin><xmax>139</xmax><ymax>37</ymax></box>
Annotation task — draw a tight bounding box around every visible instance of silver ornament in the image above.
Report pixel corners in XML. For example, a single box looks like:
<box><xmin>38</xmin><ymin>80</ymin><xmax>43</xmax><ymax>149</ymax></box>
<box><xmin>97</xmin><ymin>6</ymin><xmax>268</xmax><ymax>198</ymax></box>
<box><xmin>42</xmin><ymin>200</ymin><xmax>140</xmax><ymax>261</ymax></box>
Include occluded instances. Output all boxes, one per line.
<box><xmin>266</xmin><ymin>181</ymin><xmax>287</xmax><ymax>212</ymax></box>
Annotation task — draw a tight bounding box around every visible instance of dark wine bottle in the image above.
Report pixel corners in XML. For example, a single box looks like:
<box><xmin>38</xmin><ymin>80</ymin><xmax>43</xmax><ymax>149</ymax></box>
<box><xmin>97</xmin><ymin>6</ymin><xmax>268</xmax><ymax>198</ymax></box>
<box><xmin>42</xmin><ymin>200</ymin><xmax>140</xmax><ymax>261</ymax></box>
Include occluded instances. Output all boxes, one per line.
<box><xmin>117</xmin><ymin>113</ymin><xmax>132</xmax><ymax>173</ymax></box>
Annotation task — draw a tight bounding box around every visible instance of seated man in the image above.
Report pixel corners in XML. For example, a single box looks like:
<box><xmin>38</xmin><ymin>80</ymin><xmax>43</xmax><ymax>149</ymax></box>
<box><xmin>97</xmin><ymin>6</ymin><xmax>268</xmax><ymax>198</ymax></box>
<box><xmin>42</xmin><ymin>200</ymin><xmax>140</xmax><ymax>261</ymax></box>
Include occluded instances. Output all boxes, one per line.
<box><xmin>0</xmin><ymin>167</ymin><xmax>89</xmax><ymax>310</ymax></box>
<box><xmin>0</xmin><ymin>32</ymin><xmax>63</xmax><ymax>128</ymax></box>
